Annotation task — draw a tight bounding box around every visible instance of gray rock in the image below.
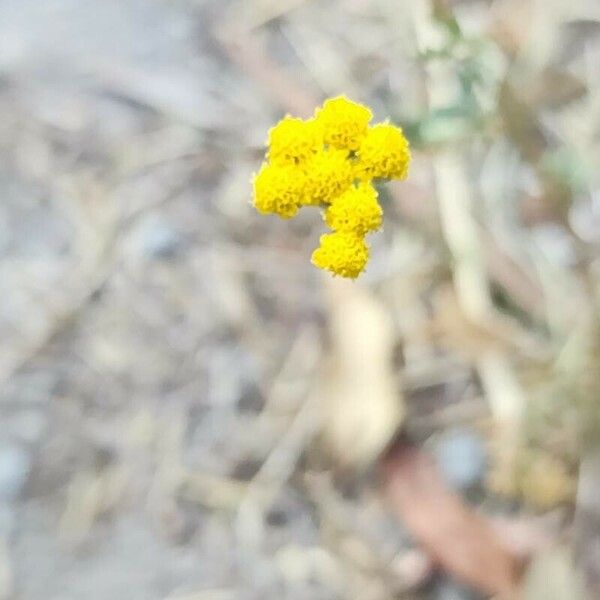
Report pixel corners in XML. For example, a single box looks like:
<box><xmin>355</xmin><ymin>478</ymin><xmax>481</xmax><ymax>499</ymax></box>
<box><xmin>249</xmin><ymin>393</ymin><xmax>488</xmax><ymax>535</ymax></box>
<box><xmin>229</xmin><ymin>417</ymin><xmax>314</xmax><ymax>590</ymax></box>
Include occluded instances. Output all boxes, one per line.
<box><xmin>433</xmin><ymin>427</ymin><xmax>486</xmax><ymax>492</ymax></box>
<box><xmin>0</xmin><ymin>444</ymin><xmax>31</xmax><ymax>502</ymax></box>
<box><xmin>433</xmin><ymin>578</ymin><xmax>480</xmax><ymax>600</ymax></box>
<box><xmin>140</xmin><ymin>218</ymin><xmax>183</xmax><ymax>260</ymax></box>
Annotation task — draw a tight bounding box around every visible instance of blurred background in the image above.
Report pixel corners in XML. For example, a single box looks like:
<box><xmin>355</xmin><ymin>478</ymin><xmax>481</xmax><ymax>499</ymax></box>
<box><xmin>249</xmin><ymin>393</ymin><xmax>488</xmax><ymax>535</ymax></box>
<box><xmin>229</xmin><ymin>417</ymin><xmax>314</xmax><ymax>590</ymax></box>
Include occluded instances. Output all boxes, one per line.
<box><xmin>1</xmin><ymin>0</ymin><xmax>600</xmax><ymax>598</ymax></box>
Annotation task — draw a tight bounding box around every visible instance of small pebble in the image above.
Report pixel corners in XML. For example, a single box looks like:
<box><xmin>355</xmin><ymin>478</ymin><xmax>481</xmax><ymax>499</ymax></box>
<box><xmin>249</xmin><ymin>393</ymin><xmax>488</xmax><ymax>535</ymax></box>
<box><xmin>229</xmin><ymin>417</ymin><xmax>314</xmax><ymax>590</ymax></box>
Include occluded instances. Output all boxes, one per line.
<box><xmin>140</xmin><ymin>218</ymin><xmax>182</xmax><ymax>260</ymax></box>
<box><xmin>0</xmin><ymin>444</ymin><xmax>31</xmax><ymax>502</ymax></box>
<box><xmin>433</xmin><ymin>427</ymin><xmax>486</xmax><ymax>492</ymax></box>
<box><xmin>433</xmin><ymin>577</ymin><xmax>481</xmax><ymax>600</ymax></box>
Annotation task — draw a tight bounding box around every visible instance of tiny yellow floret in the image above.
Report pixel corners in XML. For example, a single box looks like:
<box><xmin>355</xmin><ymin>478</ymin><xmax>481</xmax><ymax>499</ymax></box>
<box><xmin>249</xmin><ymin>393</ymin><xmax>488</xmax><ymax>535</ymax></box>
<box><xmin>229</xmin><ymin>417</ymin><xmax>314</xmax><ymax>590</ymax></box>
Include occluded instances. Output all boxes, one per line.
<box><xmin>302</xmin><ymin>149</ymin><xmax>354</xmax><ymax>205</ymax></box>
<box><xmin>314</xmin><ymin>96</ymin><xmax>372</xmax><ymax>151</ymax></box>
<box><xmin>267</xmin><ymin>116</ymin><xmax>321</xmax><ymax>166</ymax></box>
<box><xmin>325</xmin><ymin>182</ymin><xmax>383</xmax><ymax>236</ymax></box>
<box><xmin>252</xmin><ymin>163</ymin><xmax>304</xmax><ymax>219</ymax></box>
<box><xmin>311</xmin><ymin>231</ymin><xmax>369</xmax><ymax>279</ymax></box>
<box><xmin>356</xmin><ymin>123</ymin><xmax>410</xmax><ymax>180</ymax></box>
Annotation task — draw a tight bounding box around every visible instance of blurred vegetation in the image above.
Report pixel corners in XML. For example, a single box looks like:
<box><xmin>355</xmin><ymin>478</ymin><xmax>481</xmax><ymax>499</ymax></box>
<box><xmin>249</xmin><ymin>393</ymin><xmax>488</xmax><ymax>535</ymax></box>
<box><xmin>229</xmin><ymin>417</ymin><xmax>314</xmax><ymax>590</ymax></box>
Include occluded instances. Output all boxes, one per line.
<box><xmin>1</xmin><ymin>0</ymin><xmax>600</xmax><ymax>598</ymax></box>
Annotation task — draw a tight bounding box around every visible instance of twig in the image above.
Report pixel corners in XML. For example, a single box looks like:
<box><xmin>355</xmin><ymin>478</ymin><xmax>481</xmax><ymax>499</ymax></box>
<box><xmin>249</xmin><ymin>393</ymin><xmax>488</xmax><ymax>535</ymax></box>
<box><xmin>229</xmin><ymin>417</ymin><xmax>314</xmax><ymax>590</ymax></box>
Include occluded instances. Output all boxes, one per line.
<box><xmin>235</xmin><ymin>390</ymin><xmax>321</xmax><ymax>573</ymax></box>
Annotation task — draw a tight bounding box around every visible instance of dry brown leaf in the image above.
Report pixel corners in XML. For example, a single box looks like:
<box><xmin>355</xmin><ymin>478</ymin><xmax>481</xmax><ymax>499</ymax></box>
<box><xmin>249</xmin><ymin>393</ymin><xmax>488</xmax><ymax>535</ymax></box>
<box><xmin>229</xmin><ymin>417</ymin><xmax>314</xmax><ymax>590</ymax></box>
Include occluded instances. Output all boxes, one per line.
<box><xmin>381</xmin><ymin>438</ymin><xmax>522</xmax><ymax>599</ymax></box>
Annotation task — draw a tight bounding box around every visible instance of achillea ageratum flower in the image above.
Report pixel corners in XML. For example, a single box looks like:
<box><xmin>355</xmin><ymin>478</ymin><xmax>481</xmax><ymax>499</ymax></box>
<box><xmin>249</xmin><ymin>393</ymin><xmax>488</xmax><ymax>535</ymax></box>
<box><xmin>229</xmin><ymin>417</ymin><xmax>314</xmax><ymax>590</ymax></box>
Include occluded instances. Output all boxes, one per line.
<box><xmin>314</xmin><ymin>96</ymin><xmax>372</xmax><ymax>151</ymax></box>
<box><xmin>252</xmin><ymin>95</ymin><xmax>411</xmax><ymax>278</ymax></box>
<box><xmin>267</xmin><ymin>116</ymin><xmax>321</xmax><ymax>166</ymax></box>
<box><xmin>252</xmin><ymin>162</ymin><xmax>304</xmax><ymax>219</ymax></box>
<box><xmin>311</xmin><ymin>232</ymin><xmax>369</xmax><ymax>279</ymax></box>
<box><xmin>356</xmin><ymin>123</ymin><xmax>410</xmax><ymax>180</ymax></box>
<box><xmin>302</xmin><ymin>149</ymin><xmax>353</xmax><ymax>206</ymax></box>
<box><xmin>325</xmin><ymin>182</ymin><xmax>382</xmax><ymax>236</ymax></box>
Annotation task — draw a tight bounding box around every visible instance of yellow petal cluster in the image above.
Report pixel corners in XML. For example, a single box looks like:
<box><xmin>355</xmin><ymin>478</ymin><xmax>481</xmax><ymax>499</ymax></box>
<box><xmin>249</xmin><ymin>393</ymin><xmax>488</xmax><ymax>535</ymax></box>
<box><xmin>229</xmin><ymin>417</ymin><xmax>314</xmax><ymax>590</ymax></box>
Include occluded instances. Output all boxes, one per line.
<box><xmin>314</xmin><ymin>96</ymin><xmax>372</xmax><ymax>151</ymax></box>
<box><xmin>325</xmin><ymin>182</ymin><xmax>382</xmax><ymax>236</ymax></box>
<box><xmin>252</xmin><ymin>96</ymin><xmax>411</xmax><ymax>278</ymax></box>
<box><xmin>267</xmin><ymin>116</ymin><xmax>321</xmax><ymax>166</ymax></box>
<box><xmin>311</xmin><ymin>232</ymin><xmax>369</xmax><ymax>279</ymax></box>
<box><xmin>253</xmin><ymin>163</ymin><xmax>304</xmax><ymax>219</ymax></box>
<box><xmin>355</xmin><ymin>123</ymin><xmax>410</xmax><ymax>180</ymax></box>
<box><xmin>302</xmin><ymin>149</ymin><xmax>353</xmax><ymax>206</ymax></box>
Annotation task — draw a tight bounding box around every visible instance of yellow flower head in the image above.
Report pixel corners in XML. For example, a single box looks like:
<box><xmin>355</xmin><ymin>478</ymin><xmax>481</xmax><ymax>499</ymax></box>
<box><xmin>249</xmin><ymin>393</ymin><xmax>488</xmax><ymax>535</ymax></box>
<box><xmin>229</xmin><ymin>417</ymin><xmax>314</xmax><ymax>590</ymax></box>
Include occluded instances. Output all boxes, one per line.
<box><xmin>252</xmin><ymin>162</ymin><xmax>304</xmax><ymax>219</ymax></box>
<box><xmin>253</xmin><ymin>98</ymin><xmax>412</xmax><ymax>278</ymax></box>
<box><xmin>302</xmin><ymin>149</ymin><xmax>354</xmax><ymax>205</ymax></box>
<box><xmin>314</xmin><ymin>96</ymin><xmax>372</xmax><ymax>151</ymax></box>
<box><xmin>325</xmin><ymin>182</ymin><xmax>382</xmax><ymax>236</ymax></box>
<box><xmin>311</xmin><ymin>231</ymin><xmax>369</xmax><ymax>279</ymax></box>
<box><xmin>356</xmin><ymin>123</ymin><xmax>410</xmax><ymax>180</ymax></box>
<box><xmin>266</xmin><ymin>116</ymin><xmax>321</xmax><ymax>166</ymax></box>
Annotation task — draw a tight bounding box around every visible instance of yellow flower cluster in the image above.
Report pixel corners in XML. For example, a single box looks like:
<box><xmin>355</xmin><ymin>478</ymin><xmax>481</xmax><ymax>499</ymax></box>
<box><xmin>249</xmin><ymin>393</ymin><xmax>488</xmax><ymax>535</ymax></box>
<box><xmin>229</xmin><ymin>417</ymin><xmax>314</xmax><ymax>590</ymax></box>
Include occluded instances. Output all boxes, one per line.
<box><xmin>252</xmin><ymin>96</ymin><xmax>411</xmax><ymax>278</ymax></box>
<box><xmin>311</xmin><ymin>232</ymin><xmax>369</xmax><ymax>279</ymax></box>
<box><xmin>325</xmin><ymin>183</ymin><xmax>382</xmax><ymax>236</ymax></box>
